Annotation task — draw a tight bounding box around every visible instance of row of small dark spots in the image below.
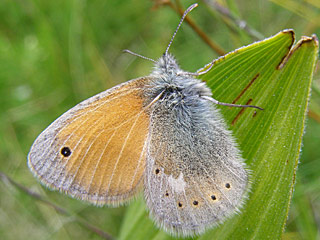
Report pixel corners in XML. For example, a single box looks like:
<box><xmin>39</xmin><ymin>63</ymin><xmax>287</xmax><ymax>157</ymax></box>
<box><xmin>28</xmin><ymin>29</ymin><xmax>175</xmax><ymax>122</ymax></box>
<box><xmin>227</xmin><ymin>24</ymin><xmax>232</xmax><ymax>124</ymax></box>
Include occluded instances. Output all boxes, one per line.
<box><xmin>177</xmin><ymin>201</ymin><xmax>198</xmax><ymax>208</ymax></box>
<box><xmin>166</xmin><ymin>189</ymin><xmax>228</xmax><ymax>208</ymax></box>
<box><xmin>61</xmin><ymin>147</ymin><xmax>72</xmax><ymax>157</ymax></box>
<box><xmin>155</xmin><ymin>168</ymin><xmax>160</xmax><ymax>174</ymax></box>
<box><xmin>177</xmin><ymin>195</ymin><xmax>220</xmax><ymax>208</ymax></box>
<box><xmin>173</xmin><ymin>200</ymin><xmax>198</xmax><ymax>207</ymax></box>
<box><xmin>165</xmin><ymin>184</ymin><xmax>230</xmax><ymax>208</ymax></box>
<box><xmin>175</xmin><ymin>193</ymin><xmax>221</xmax><ymax>208</ymax></box>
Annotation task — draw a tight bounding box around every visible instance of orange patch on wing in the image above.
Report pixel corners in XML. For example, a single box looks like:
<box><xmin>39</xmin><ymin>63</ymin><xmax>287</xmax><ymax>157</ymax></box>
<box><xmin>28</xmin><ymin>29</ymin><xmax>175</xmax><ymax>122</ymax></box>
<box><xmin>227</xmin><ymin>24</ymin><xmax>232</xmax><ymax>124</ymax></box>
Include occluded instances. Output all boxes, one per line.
<box><xmin>56</xmin><ymin>79</ymin><xmax>150</xmax><ymax>204</ymax></box>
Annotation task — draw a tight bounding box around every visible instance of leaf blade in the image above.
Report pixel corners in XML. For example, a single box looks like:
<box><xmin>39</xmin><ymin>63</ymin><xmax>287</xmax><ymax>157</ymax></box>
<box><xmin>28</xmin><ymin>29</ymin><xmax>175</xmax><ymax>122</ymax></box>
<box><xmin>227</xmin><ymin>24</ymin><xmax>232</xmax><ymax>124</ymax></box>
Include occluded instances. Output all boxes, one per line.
<box><xmin>199</xmin><ymin>31</ymin><xmax>318</xmax><ymax>239</ymax></box>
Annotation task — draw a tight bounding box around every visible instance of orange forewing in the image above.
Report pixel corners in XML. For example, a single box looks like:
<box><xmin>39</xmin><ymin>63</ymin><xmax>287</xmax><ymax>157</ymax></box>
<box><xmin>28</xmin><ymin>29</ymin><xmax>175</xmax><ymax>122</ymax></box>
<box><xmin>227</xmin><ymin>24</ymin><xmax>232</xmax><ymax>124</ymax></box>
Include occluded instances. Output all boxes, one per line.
<box><xmin>28</xmin><ymin>77</ymin><xmax>151</xmax><ymax>205</ymax></box>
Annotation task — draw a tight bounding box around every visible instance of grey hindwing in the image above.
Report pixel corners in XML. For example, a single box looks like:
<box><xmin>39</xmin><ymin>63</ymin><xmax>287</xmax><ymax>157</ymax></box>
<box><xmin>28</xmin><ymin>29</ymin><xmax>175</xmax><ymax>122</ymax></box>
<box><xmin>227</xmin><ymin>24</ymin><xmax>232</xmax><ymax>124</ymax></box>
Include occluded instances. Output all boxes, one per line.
<box><xmin>144</xmin><ymin>95</ymin><xmax>249</xmax><ymax>236</ymax></box>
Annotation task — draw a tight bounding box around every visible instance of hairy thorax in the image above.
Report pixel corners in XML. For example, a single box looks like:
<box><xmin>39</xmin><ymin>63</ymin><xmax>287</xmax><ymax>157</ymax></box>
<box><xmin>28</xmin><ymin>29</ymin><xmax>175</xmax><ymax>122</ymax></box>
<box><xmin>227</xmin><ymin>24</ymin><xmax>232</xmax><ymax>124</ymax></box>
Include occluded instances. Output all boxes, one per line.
<box><xmin>143</xmin><ymin>53</ymin><xmax>212</xmax><ymax>112</ymax></box>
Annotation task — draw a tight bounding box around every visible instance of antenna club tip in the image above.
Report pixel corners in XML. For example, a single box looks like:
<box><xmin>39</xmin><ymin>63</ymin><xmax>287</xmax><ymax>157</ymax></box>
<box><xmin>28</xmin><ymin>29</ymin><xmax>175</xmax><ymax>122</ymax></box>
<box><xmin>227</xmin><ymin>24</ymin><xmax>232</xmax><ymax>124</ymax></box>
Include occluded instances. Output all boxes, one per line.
<box><xmin>189</xmin><ymin>3</ymin><xmax>198</xmax><ymax>10</ymax></box>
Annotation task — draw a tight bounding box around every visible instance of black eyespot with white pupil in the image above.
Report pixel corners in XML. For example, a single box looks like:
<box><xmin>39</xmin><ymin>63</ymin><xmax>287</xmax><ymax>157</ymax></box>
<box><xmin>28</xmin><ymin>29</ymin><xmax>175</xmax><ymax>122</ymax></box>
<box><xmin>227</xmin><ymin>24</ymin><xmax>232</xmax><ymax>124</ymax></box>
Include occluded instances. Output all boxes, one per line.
<box><xmin>61</xmin><ymin>147</ymin><xmax>71</xmax><ymax>157</ymax></box>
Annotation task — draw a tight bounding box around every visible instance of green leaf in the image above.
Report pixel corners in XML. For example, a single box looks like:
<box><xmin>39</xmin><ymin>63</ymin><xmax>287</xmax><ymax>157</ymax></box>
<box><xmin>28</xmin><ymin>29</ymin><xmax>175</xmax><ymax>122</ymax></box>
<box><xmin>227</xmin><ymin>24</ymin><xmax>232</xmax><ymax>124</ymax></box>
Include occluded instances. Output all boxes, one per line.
<box><xmin>119</xmin><ymin>30</ymin><xmax>319</xmax><ymax>239</ymax></box>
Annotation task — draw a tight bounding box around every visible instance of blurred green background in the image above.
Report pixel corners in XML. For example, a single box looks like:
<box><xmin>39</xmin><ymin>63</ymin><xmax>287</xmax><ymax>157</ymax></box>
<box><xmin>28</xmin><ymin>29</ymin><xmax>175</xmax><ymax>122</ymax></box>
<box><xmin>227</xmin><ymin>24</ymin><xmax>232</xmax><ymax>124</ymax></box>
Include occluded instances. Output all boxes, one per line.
<box><xmin>0</xmin><ymin>0</ymin><xmax>319</xmax><ymax>239</ymax></box>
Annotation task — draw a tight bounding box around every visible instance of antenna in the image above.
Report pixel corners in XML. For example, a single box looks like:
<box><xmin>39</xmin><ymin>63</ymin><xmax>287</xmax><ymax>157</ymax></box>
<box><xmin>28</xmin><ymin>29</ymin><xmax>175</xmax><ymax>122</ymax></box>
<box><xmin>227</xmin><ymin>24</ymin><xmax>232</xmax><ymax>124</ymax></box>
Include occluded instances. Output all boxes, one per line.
<box><xmin>123</xmin><ymin>49</ymin><xmax>156</xmax><ymax>63</ymax></box>
<box><xmin>201</xmin><ymin>96</ymin><xmax>264</xmax><ymax>110</ymax></box>
<box><xmin>164</xmin><ymin>3</ymin><xmax>198</xmax><ymax>56</ymax></box>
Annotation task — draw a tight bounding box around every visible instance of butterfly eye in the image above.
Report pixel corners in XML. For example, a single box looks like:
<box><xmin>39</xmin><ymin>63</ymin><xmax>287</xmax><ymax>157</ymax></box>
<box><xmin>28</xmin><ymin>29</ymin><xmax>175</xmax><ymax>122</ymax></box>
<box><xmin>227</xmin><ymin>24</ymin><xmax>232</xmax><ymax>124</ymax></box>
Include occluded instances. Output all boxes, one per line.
<box><xmin>225</xmin><ymin>183</ymin><xmax>231</xmax><ymax>189</ymax></box>
<box><xmin>60</xmin><ymin>147</ymin><xmax>72</xmax><ymax>157</ymax></box>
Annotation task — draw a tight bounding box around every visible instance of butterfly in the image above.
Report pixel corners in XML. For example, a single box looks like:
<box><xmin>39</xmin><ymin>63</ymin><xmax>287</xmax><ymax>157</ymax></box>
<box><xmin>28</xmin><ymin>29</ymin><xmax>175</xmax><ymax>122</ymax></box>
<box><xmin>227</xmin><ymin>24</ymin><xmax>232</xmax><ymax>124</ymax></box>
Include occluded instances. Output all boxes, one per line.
<box><xmin>28</xmin><ymin>3</ymin><xmax>262</xmax><ymax>236</ymax></box>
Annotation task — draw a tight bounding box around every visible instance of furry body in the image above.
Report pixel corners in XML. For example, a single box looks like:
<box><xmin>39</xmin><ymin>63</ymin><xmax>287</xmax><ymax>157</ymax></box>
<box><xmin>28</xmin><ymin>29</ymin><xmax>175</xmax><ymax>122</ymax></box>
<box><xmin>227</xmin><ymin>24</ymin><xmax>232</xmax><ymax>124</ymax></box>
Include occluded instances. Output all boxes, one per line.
<box><xmin>143</xmin><ymin>54</ymin><xmax>249</xmax><ymax>235</ymax></box>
